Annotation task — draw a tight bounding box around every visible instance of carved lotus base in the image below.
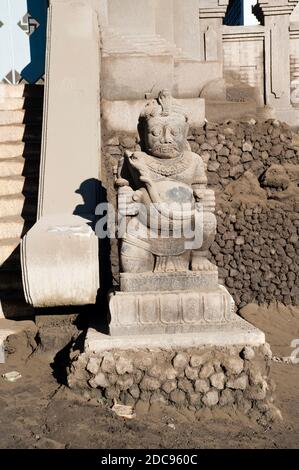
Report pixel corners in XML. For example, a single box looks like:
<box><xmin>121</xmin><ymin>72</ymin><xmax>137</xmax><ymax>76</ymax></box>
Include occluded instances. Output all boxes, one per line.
<box><xmin>109</xmin><ymin>285</ymin><xmax>235</xmax><ymax>336</ymax></box>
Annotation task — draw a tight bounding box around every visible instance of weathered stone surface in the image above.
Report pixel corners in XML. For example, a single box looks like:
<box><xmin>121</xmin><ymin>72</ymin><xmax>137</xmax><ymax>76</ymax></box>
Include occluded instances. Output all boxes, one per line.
<box><xmin>101</xmin><ymin>353</ymin><xmax>115</xmax><ymax>373</ymax></box>
<box><xmin>243</xmin><ymin>142</ymin><xmax>253</xmax><ymax>152</ymax></box>
<box><xmin>117</xmin><ymin>374</ymin><xmax>134</xmax><ymax>390</ymax></box>
<box><xmin>262</xmin><ymin>343</ymin><xmax>273</xmax><ymax>359</ymax></box>
<box><xmin>246</xmin><ymin>381</ymin><xmax>268</xmax><ymax>400</ymax></box>
<box><xmin>140</xmin><ymin>376</ymin><xmax>160</xmax><ymax>391</ymax></box>
<box><xmin>199</xmin><ymin>363</ymin><xmax>214</xmax><ymax>379</ymax></box>
<box><xmin>148</xmin><ymin>365</ymin><xmax>164</xmax><ymax>379</ymax></box>
<box><xmin>210</xmin><ymin>372</ymin><xmax>226</xmax><ymax>390</ymax></box>
<box><xmin>190</xmin><ymin>353</ymin><xmax>209</xmax><ymax>368</ymax></box>
<box><xmin>86</xmin><ymin>357</ymin><xmax>101</xmax><ymax>375</ymax></box>
<box><xmin>89</xmin><ymin>372</ymin><xmax>109</xmax><ymax>389</ymax></box>
<box><xmin>242</xmin><ymin>347</ymin><xmax>255</xmax><ymax>364</ymax></box>
<box><xmin>248</xmin><ymin>365</ymin><xmax>264</xmax><ymax>385</ymax></box>
<box><xmin>115</xmin><ymin>357</ymin><xmax>134</xmax><ymax>375</ymax></box>
<box><xmin>70</xmin><ymin>344</ymin><xmax>276</xmax><ymax>417</ymax></box>
<box><xmin>224</xmin><ymin>357</ymin><xmax>244</xmax><ymax>375</ymax></box>
<box><xmin>129</xmin><ymin>384</ymin><xmax>140</xmax><ymax>399</ymax></box>
<box><xmin>227</xmin><ymin>374</ymin><xmax>248</xmax><ymax>390</ymax></box>
<box><xmin>107</xmin><ymin>373</ymin><xmax>118</xmax><ymax>385</ymax></box>
<box><xmin>195</xmin><ymin>379</ymin><xmax>210</xmax><ymax>394</ymax></box>
<box><xmin>105</xmin><ymin>386</ymin><xmax>120</xmax><ymax>400</ymax></box>
<box><xmin>150</xmin><ymin>392</ymin><xmax>167</xmax><ymax>404</ymax></box>
<box><xmin>188</xmin><ymin>393</ymin><xmax>202</xmax><ymax>407</ymax></box>
<box><xmin>202</xmin><ymin>390</ymin><xmax>219</xmax><ymax>407</ymax></box>
<box><xmin>178</xmin><ymin>378</ymin><xmax>194</xmax><ymax>394</ymax></box>
<box><xmin>164</xmin><ymin>367</ymin><xmax>177</xmax><ymax>380</ymax></box>
<box><xmin>173</xmin><ymin>353</ymin><xmax>189</xmax><ymax>370</ymax></box>
<box><xmin>134</xmin><ymin>354</ymin><xmax>153</xmax><ymax>370</ymax></box>
<box><xmin>170</xmin><ymin>390</ymin><xmax>186</xmax><ymax>405</ymax></box>
<box><xmin>162</xmin><ymin>380</ymin><xmax>177</xmax><ymax>394</ymax></box>
<box><xmin>185</xmin><ymin>366</ymin><xmax>199</xmax><ymax>381</ymax></box>
<box><xmin>219</xmin><ymin>389</ymin><xmax>235</xmax><ymax>406</ymax></box>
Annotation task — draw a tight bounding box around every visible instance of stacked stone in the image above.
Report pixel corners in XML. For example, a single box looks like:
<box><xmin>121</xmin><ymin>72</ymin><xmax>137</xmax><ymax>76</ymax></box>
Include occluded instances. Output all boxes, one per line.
<box><xmin>210</xmin><ymin>203</ymin><xmax>299</xmax><ymax>308</ymax></box>
<box><xmin>103</xmin><ymin>120</ymin><xmax>299</xmax><ymax>193</ymax></box>
<box><xmin>68</xmin><ymin>345</ymin><xmax>277</xmax><ymax>421</ymax></box>
<box><xmin>188</xmin><ymin>119</ymin><xmax>299</xmax><ymax>189</ymax></box>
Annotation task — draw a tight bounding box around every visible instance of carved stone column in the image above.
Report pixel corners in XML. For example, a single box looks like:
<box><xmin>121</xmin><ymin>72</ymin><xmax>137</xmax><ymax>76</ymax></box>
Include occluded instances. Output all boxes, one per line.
<box><xmin>253</xmin><ymin>0</ymin><xmax>299</xmax><ymax>112</ymax></box>
<box><xmin>199</xmin><ymin>0</ymin><xmax>229</xmax><ymax>63</ymax></box>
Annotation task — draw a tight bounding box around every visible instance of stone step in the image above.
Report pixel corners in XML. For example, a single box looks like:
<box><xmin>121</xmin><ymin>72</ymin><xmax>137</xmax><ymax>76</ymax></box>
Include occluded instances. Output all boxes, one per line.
<box><xmin>0</xmin><ymin>194</ymin><xmax>37</xmax><ymax>218</ymax></box>
<box><xmin>0</xmin><ymin>176</ymin><xmax>38</xmax><ymax>197</ymax></box>
<box><xmin>0</xmin><ymin>142</ymin><xmax>41</xmax><ymax>159</ymax></box>
<box><xmin>0</xmin><ymin>124</ymin><xmax>42</xmax><ymax>143</ymax></box>
<box><xmin>0</xmin><ymin>319</ymin><xmax>37</xmax><ymax>361</ymax></box>
<box><xmin>0</xmin><ymin>156</ymin><xmax>39</xmax><ymax>177</ymax></box>
<box><xmin>0</xmin><ymin>109</ymin><xmax>43</xmax><ymax>125</ymax></box>
<box><xmin>0</xmin><ymin>96</ymin><xmax>43</xmax><ymax>111</ymax></box>
<box><xmin>0</xmin><ymin>216</ymin><xmax>32</xmax><ymax>239</ymax></box>
<box><xmin>0</xmin><ymin>84</ymin><xmax>44</xmax><ymax>99</ymax></box>
<box><xmin>104</xmin><ymin>31</ymin><xmax>182</xmax><ymax>52</ymax></box>
<box><xmin>0</xmin><ymin>238</ymin><xmax>20</xmax><ymax>267</ymax></box>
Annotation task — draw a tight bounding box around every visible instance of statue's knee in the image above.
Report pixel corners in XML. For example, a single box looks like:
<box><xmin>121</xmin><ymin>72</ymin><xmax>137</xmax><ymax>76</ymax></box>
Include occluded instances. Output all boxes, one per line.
<box><xmin>200</xmin><ymin>212</ymin><xmax>216</xmax><ymax>249</ymax></box>
<box><xmin>203</xmin><ymin>212</ymin><xmax>216</xmax><ymax>237</ymax></box>
<box><xmin>120</xmin><ymin>242</ymin><xmax>154</xmax><ymax>273</ymax></box>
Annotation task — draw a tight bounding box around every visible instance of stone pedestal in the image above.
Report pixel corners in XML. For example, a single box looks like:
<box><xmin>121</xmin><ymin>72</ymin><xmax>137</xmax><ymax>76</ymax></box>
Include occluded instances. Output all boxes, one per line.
<box><xmin>109</xmin><ymin>271</ymin><xmax>235</xmax><ymax>336</ymax></box>
<box><xmin>67</xmin><ymin>326</ymin><xmax>279</xmax><ymax>422</ymax></box>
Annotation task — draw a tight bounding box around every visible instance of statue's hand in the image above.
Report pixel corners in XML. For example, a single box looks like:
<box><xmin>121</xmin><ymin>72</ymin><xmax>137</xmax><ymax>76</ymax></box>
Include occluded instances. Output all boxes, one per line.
<box><xmin>139</xmin><ymin>174</ymin><xmax>153</xmax><ymax>187</ymax></box>
<box><xmin>193</xmin><ymin>188</ymin><xmax>215</xmax><ymax>211</ymax></box>
<box><xmin>118</xmin><ymin>186</ymin><xmax>139</xmax><ymax>216</ymax></box>
<box><xmin>193</xmin><ymin>188</ymin><xmax>205</xmax><ymax>201</ymax></box>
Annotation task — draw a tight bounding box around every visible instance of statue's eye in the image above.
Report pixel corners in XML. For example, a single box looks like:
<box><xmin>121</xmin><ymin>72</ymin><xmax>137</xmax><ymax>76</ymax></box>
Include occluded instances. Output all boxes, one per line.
<box><xmin>151</xmin><ymin>127</ymin><xmax>162</xmax><ymax>137</ymax></box>
<box><xmin>171</xmin><ymin>128</ymin><xmax>180</xmax><ymax>136</ymax></box>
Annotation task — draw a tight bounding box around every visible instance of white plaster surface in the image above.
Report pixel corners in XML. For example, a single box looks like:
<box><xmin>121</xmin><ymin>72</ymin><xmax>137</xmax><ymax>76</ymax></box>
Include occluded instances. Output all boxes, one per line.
<box><xmin>102</xmin><ymin>98</ymin><xmax>205</xmax><ymax>133</ymax></box>
<box><xmin>86</xmin><ymin>316</ymin><xmax>265</xmax><ymax>353</ymax></box>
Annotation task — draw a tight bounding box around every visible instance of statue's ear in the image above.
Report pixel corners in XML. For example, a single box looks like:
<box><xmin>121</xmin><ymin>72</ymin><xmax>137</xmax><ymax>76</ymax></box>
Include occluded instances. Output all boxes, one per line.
<box><xmin>137</xmin><ymin>118</ymin><xmax>147</xmax><ymax>152</ymax></box>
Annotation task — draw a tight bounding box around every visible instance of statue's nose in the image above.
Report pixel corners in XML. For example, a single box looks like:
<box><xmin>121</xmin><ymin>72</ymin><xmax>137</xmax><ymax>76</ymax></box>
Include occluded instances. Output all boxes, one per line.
<box><xmin>163</xmin><ymin>127</ymin><xmax>173</xmax><ymax>143</ymax></box>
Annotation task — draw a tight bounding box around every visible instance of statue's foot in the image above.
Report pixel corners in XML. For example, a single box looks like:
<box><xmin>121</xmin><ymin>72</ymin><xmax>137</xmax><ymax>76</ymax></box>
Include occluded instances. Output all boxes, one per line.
<box><xmin>154</xmin><ymin>255</ymin><xmax>189</xmax><ymax>273</ymax></box>
<box><xmin>191</xmin><ymin>257</ymin><xmax>217</xmax><ymax>272</ymax></box>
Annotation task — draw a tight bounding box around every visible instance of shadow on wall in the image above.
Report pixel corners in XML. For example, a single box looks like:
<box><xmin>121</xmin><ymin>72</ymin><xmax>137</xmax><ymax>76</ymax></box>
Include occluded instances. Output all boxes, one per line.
<box><xmin>21</xmin><ymin>0</ymin><xmax>48</xmax><ymax>83</ymax></box>
<box><xmin>74</xmin><ymin>178</ymin><xmax>113</xmax><ymax>306</ymax></box>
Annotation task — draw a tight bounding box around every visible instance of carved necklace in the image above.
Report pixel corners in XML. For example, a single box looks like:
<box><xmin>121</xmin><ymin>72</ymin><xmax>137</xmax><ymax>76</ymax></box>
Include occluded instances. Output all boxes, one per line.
<box><xmin>142</xmin><ymin>153</ymin><xmax>189</xmax><ymax>177</ymax></box>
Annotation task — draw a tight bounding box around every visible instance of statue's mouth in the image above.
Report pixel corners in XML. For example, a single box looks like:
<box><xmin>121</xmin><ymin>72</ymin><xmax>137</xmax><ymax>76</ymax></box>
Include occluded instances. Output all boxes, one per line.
<box><xmin>152</xmin><ymin>144</ymin><xmax>179</xmax><ymax>155</ymax></box>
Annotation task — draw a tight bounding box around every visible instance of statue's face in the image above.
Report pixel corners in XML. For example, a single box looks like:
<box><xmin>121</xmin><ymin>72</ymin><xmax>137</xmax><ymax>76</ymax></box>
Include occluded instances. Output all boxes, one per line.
<box><xmin>145</xmin><ymin>115</ymin><xmax>188</xmax><ymax>159</ymax></box>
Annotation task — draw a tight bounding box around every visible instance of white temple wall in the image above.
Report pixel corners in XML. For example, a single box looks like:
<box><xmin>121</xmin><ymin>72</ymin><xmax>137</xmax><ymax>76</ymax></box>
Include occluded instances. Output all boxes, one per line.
<box><xmin>222</xmin><ymin>26</ymin><xmax>265</xmax><ymax>97</ymax></box>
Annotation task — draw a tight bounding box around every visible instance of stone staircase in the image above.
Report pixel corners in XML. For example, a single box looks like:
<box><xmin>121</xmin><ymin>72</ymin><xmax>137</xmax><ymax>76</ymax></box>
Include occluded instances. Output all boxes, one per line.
<box><xmin>290</xmin><ymin>54</ymin><xmax>299</xmax><ymax>108</ymax></box>
<box><xmin>102</xmin><ymin>28</ymin><xmax>185</xmax><ymax>57</ymax></box>
<box><xmin>0</xmin><ymin>84</ymin><xmax>43</xmax><ymax>319</ymax></box>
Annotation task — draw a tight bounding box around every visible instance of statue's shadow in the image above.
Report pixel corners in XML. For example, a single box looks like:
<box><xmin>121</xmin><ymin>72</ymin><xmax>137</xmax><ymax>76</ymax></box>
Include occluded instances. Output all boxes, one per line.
<box><xmin>73</xmin><ymin>178</ymin><xmax>112</xmax><ymax>335</ymax></box>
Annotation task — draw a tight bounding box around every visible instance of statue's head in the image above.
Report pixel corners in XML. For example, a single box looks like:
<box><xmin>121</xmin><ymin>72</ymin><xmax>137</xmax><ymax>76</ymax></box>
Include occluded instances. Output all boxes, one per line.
<box><xmin>139</xmin><ymin>90</ymin><xmax>189</xmax><ymax>159</ymax></box>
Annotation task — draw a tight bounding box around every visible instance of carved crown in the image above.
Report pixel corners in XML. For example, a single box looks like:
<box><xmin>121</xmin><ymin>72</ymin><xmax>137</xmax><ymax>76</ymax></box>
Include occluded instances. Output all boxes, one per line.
<box><xmin>140</xmin><ymin>90</ymin><xmax>188</xmax><ymax>123</ymax></box>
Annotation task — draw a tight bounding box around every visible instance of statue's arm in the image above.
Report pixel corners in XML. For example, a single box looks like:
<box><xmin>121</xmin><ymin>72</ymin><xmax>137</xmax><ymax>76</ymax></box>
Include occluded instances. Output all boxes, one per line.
<box><xmin>191</xmin><ymin>155</ymin><xmax>215</xmax><ymax>212</ymax></box>
<box><xmin>114</xmin><ymin>153</ymin><xmax>140</xmax><ymax>217</ymax></box>
<box><xmin>191</xmin><ymin>156</ymin><xmax>208</xmax><ymax>200</ymax></box>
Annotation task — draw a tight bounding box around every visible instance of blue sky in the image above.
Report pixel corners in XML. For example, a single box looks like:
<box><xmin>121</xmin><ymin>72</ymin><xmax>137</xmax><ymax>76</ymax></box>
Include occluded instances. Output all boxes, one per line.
<box><xmin>243</xmin><ymin>0</ymin><xmax>259</xmax><ymax>25</ymax></box>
